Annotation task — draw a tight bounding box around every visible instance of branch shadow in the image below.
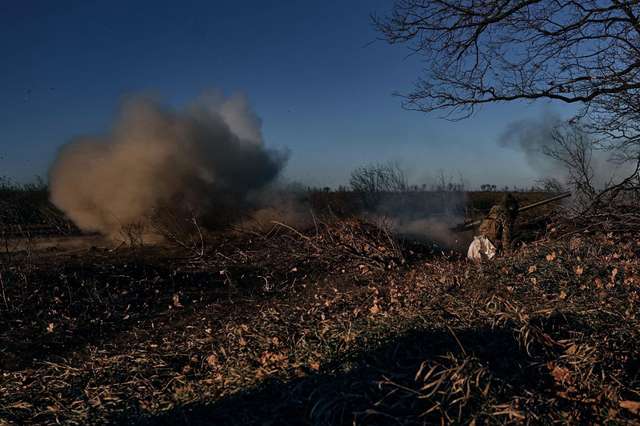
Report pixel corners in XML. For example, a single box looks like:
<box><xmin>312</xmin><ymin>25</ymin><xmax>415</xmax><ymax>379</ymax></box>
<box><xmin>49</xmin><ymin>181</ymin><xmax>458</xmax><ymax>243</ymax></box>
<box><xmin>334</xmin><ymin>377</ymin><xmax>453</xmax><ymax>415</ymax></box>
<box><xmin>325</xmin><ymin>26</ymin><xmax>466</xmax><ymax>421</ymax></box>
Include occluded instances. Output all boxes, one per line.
<box><xmin>130</xmin><ymin>326</ymin><xmax>549</xmax><ymax>425</ymax></box>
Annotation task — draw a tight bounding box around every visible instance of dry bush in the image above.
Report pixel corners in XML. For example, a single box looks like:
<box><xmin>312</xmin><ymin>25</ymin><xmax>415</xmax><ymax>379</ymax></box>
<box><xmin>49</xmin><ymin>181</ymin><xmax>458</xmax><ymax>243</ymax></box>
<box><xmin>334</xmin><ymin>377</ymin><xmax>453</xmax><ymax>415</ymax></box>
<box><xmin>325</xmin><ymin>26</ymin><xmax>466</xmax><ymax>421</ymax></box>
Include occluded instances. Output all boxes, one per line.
<box><xmin>350</xmin><ymin>162</ymin><xmax>408</xmax><ymax>210</ymax></box>
<box><xmin>535</xmin><ymin>177</ymin><xmax>566</xmax><ymax>194</ymax></box>
<box><xmin>542</xmin><ymin>124</ymin><xmax>598</xmax><ymax>209</ymax></box>
<box><xmin>119</xmin><ymin>222</ymin><xmax>146</xmax><ymax>247</ymax></box>
<box><xmin>149</xmin><ymin>206</ymin><xmax>205</xmax><ymax>256</ymax></box>
<box><xmin>0</xmin><ymin>177</ymin><xmax>74</xmax><ymax>237</ymax></box>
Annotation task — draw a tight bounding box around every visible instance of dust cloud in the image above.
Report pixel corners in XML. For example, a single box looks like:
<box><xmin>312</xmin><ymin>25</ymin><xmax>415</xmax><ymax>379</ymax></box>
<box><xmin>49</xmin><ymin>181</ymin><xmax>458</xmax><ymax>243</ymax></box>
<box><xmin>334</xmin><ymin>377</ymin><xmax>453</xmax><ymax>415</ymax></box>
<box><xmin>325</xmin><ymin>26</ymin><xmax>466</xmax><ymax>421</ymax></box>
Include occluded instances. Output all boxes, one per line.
<box><xmin>49</xmin><ymin>92</ymin><xmax>288</xmax><ymax>237</ymax></box>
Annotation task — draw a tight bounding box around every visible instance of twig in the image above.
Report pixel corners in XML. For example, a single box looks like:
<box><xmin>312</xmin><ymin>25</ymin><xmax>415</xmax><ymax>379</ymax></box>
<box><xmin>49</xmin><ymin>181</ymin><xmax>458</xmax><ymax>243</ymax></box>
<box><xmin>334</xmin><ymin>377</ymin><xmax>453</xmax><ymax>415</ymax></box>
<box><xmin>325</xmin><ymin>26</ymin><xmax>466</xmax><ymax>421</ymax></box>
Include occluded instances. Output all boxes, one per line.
<box><xmin>446</xmin><ymin>325</ymin><xmax>467</xmax><ymax>356</ymax></box>
<box><xmin>0</xmin><ymin>271</ymin><xmax>8</xmax><ymax>310</ymax></box>
<box><xmin>269</xmin><ymin>221</ymin><xmax>311</xmax><ymax>241</ymax></box>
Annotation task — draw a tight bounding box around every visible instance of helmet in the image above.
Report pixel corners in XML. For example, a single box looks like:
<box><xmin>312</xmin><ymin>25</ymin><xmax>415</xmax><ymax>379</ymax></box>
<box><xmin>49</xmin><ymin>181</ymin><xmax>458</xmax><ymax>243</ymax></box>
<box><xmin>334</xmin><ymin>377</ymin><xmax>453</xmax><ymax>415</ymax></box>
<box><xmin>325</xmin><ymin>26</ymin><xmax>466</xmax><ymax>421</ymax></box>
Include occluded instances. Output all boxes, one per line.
<box><xmin>501</xmin><ymin>193</ymin><xmax>519</xmax><ymax>215</ymax></box>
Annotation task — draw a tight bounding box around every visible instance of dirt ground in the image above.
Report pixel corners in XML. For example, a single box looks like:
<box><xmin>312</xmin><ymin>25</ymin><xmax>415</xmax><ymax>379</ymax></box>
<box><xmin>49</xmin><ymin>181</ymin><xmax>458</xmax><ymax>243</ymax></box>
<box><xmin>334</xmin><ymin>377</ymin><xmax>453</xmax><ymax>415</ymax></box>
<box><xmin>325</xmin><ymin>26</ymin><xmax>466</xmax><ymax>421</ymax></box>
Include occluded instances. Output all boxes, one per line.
<box><xmin>1</xmin><ymin>235</ymin><xmax>112</xmax><ymax>254</ymax></box>
<box><xmin>0</xmin><ymin>215</ymin><xmax>639</xmax><ymax>425</ymax></box>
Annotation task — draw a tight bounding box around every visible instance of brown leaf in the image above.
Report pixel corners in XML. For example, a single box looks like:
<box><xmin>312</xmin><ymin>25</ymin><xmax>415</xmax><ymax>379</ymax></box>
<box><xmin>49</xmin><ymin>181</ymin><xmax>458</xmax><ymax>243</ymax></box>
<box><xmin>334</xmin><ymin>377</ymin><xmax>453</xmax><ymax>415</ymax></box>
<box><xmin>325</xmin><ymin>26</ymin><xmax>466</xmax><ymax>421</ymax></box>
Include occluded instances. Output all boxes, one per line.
<box><xmin>172</xmin><ymin>293</ymin><xmax>183</xmax><ymax>308</ymax></box>
<box><xmin>259</xmin><ymin>351</ymin><xmax>288</xmax><ymax>366</ymax></box>
<box><xmin>548</xmin><ymin>363</ymin><xmax>570</xmax><ymax>384</ymax></box>
<box><xmin>206</xmin><ymin>354</ymin><xmax>218</xmax><ymax>367</ymax></box>
<box><xmin>620</xmin><ymin>400</ymin><xmax>640</xmax><ymax>414</ymax></box>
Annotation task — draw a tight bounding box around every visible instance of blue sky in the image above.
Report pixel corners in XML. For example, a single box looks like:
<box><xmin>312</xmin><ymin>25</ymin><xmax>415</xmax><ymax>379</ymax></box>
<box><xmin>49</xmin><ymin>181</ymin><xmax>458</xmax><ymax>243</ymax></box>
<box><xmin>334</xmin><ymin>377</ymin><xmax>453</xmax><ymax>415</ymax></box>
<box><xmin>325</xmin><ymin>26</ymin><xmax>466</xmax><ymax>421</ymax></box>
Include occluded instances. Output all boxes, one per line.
<box><xmin>0</xmin><ymin>0</ymin><xmax>573</xmax><ymax>189</ymax></box>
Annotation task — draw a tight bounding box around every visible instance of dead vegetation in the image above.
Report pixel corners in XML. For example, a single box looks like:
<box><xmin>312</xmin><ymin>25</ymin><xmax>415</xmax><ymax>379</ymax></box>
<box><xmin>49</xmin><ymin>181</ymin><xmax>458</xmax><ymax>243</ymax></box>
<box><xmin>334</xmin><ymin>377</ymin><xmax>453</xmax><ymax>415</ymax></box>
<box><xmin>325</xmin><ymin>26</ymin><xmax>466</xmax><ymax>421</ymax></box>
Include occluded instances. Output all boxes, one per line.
<box><xmin>0</xmin><ymin>206</ymin><xmax>639</xmax><ymax>424</ymax></box>
<box><xmin>0</xmin><ymin>178</ymin><xmax>76</xmax><ymax>239</ymax></box>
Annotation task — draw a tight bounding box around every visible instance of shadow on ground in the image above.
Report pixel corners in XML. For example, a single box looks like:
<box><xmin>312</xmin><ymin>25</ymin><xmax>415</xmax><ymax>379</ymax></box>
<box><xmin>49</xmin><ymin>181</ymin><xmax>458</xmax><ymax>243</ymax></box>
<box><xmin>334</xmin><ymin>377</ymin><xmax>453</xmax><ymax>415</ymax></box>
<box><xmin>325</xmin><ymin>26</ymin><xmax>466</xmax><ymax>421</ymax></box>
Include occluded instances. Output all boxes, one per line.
<box><xmin>131</xmin><ymin>325</ymin><xmax>548</xmax><ymax>425</ymax></box>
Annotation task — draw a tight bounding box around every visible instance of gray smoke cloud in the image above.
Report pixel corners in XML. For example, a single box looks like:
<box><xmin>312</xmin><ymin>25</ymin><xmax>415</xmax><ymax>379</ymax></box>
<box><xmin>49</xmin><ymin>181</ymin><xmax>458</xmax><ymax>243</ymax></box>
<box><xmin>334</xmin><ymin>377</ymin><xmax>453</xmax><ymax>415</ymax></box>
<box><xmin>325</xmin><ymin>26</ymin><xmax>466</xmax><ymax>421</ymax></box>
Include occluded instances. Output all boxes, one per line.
<box><xmin>358</xmin><ymin>190</ymin><xmax>468</xmax><ymax>250</ymax></box>
<box><xmin>382</xmin><ymin>193</ymin><xmax>468</xmax><ymax>250</ymax></box>
<box><xmin>499</xmin><ymin>111</ymin><xmax>564</xmax><ymax>177</ymax></box>
<box><xmin>49</xmin><ymin>92</ymin><xmax>288</xmax><ymax>236</ymax></box>
<box><xmin>498</xmin><ymin>111</ymin><xmax>622</xmax><ymax>190</ymax></box>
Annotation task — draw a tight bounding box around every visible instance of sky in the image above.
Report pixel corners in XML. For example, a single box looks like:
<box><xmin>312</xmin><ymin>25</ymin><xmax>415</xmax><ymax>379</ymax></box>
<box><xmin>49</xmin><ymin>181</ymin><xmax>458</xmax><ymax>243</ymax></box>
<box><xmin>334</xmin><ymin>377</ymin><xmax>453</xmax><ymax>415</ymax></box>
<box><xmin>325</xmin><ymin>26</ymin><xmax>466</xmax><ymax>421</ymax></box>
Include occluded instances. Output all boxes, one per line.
<box><xmin>0</xmin><ymin>0</ymin><xmax>575</xmax><ymax>189</ymax></box>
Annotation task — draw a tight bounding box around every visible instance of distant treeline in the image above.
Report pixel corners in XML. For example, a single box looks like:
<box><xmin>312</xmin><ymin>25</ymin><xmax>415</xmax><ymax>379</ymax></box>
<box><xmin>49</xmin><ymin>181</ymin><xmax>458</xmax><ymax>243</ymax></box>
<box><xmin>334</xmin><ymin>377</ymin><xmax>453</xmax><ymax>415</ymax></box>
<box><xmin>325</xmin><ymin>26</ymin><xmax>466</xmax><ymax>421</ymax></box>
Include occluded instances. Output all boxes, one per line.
<box><xmin>0</xmin><ymin>175</ymin><xmax>556</xmax><ymax>230</ymax></box>
<box><xmin>0</xmin><ymin>177</ymin><xmax>74</xmax><ymax>233</ymax></box>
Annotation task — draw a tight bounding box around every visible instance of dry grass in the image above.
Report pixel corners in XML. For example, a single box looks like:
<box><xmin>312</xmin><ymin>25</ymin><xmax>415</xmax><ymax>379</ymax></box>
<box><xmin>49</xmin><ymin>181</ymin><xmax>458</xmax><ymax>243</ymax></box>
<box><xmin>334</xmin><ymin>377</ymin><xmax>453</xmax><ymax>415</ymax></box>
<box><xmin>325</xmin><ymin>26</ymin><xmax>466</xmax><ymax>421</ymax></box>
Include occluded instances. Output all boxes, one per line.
<box><xmin>0</xmin><ymin>212</ymin><xmax>639</xmax><ymax>424</ymax></box>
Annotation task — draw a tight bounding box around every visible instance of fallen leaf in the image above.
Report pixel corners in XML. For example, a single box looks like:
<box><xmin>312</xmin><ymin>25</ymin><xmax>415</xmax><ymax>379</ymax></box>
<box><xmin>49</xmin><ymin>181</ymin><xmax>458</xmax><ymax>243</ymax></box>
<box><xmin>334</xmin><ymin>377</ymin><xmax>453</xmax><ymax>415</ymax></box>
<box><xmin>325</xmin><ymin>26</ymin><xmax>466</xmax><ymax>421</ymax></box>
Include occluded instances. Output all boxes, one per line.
<box><xmin>546</xmin><ymin>252</ymin><xmax>557</xmax><ymax>262</ymax></box>
<box><xmin>549</xmin><ymin>364</ymin><xmax>570</xmax><ymax>384</ymax></box>
<box><xmin>6</xmin><ymin>401</ymin><xmax>32</xmax><ymax>410</ymax></box>
<box><xmin>528</xmin><ymin>265</ymin><xmax>537</xmax><ymax>274</ymax></box>
<box><xmin>259</xmin><ymin>351</ymin><xmax>288</xmax><ymax>366</ymax></box>
<box><xmin>206</xmin><ymin>354</ymin><xmax>218</xmax><ymax>367</ymax></box>
<box><xmin>620</xmin><ymin>400</ymin><xmax>640</xmax><ymax>414</ymax></box>
<box><xmin>172</xmin><ymin>293</ymin><xmax>183</xmax><ymax>308</ymax></box>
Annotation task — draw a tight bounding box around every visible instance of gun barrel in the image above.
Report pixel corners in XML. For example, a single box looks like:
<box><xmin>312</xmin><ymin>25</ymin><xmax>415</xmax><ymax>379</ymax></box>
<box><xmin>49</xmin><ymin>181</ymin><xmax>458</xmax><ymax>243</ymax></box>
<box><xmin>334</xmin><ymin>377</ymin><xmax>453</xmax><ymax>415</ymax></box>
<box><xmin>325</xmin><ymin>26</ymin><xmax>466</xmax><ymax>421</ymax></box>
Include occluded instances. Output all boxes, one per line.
<box><xmin>516</xmin><ymin>191</ymin><xmax>572</xmax><ymax>213</ymax></box>
<box><xmin>454</xmin><ymin>192</ymin><xmax>571</xmax><ymax>231</ymax></box>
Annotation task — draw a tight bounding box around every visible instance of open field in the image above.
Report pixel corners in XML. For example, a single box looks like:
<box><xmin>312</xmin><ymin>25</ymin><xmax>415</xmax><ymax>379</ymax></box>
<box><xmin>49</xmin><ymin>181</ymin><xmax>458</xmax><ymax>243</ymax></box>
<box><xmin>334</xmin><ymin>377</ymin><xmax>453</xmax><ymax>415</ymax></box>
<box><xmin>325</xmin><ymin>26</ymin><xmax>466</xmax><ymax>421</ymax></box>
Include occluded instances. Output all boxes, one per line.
<box><xmin>0</xmin><ymin>193</ymin><xmax>639</xmax><ymax>425</ymax></box>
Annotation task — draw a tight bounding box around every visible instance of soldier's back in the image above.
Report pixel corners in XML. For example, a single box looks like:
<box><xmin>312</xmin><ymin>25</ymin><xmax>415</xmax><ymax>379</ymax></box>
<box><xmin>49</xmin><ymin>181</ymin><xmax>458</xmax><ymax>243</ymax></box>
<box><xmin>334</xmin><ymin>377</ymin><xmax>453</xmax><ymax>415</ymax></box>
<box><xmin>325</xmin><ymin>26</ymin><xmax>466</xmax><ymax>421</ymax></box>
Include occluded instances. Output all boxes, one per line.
<box><xmin>479</xmin><ymin>205</ymin><xmax>505</xmax><ymax>242</ymax></box>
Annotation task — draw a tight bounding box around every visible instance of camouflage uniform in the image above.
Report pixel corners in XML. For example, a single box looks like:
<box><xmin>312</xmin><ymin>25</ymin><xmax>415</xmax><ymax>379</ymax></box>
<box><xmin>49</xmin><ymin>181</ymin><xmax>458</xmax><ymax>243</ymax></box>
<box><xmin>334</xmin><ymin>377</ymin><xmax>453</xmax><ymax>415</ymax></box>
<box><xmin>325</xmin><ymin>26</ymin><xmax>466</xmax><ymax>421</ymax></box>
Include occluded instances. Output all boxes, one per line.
<box><xmin>478</xmin><ymin>194</ymin><xmax>519</xmax><ymax>252</ymax></box>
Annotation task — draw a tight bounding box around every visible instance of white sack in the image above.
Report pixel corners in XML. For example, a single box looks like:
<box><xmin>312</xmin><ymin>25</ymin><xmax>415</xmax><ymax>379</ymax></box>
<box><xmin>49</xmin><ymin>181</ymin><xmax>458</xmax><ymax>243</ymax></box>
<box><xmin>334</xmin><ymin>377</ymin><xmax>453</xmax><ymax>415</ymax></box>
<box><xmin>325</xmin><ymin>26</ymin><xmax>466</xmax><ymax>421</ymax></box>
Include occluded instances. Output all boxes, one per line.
<box><xmin>467</xmin><ymin>236</ymin><xmax>496</xmax><ymax>261</ymax></box>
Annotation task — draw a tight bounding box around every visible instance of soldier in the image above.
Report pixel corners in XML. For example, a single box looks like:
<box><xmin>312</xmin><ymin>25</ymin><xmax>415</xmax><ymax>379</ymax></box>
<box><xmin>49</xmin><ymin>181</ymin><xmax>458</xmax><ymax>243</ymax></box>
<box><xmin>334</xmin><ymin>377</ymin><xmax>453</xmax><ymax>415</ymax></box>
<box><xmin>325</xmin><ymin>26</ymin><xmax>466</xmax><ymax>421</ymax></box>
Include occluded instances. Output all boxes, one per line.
<box><xmin>478</xmin><ymin>193</ymin><xmax>519</xmax><ymax>253</ymax></box>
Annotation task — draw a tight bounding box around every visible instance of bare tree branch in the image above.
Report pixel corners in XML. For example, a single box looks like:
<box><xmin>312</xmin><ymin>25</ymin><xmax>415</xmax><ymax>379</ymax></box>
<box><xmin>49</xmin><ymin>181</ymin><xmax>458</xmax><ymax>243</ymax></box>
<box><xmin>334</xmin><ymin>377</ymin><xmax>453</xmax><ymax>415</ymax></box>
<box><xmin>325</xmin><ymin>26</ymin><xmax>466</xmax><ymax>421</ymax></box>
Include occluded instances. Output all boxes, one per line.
<box><xmin>374</xmin><ymin>1</ymin><xmax>640</xmax><ymax>145</ymax></box>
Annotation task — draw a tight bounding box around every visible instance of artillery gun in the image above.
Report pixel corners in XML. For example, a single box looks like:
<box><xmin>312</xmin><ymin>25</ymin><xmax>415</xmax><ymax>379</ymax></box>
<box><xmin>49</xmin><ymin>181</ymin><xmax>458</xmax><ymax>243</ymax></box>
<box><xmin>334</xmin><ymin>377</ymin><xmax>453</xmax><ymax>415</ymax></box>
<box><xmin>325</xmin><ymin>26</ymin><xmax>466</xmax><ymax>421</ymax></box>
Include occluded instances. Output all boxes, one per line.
<box><xmin>451</xmin><ymin>192</ymin><xmax>572</xmax><ymax>232</ymax></box>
